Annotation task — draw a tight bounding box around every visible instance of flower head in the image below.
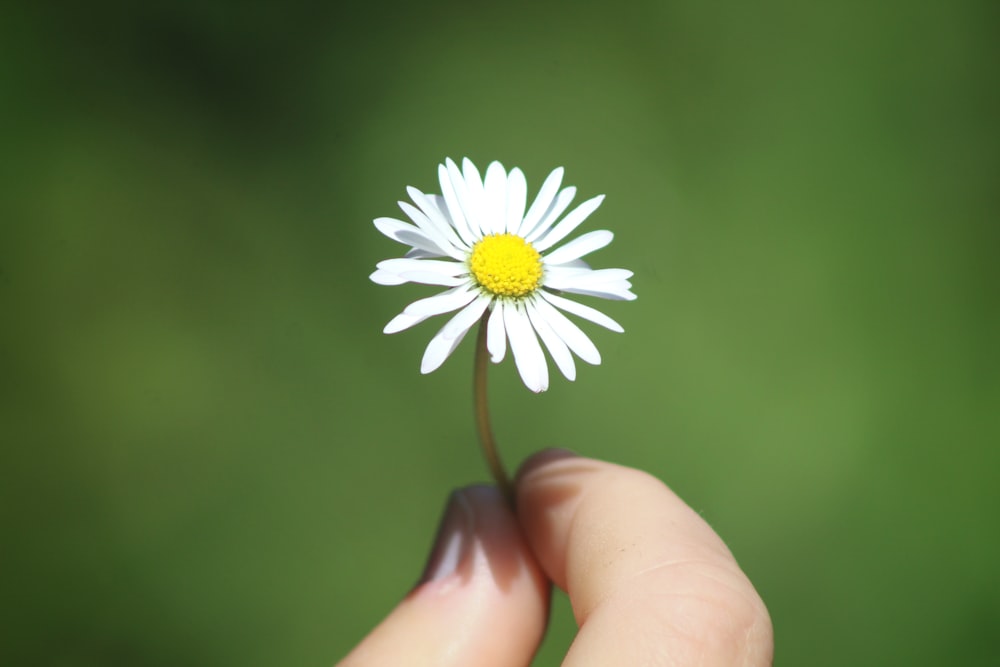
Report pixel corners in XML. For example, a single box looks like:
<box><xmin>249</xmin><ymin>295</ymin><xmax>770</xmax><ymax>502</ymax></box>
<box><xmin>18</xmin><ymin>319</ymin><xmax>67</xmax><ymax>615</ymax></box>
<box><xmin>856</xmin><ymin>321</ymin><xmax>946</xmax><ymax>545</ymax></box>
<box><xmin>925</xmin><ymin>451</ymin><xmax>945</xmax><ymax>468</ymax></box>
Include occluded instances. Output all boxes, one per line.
<box><xmin>371</xmin><ymin>158</ymin><xmax>635</xmax><ymax>392</ymax></box>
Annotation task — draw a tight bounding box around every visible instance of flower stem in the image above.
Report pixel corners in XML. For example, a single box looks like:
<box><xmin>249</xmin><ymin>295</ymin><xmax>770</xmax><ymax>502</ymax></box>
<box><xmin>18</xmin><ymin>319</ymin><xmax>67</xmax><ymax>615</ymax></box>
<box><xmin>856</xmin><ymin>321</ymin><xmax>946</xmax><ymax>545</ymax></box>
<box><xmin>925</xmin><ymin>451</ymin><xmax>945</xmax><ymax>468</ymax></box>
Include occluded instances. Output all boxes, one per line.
<box><xmin>474</xmin><ymin>311</ymin><xmax>514</xmax><ymax>506</ymax></box>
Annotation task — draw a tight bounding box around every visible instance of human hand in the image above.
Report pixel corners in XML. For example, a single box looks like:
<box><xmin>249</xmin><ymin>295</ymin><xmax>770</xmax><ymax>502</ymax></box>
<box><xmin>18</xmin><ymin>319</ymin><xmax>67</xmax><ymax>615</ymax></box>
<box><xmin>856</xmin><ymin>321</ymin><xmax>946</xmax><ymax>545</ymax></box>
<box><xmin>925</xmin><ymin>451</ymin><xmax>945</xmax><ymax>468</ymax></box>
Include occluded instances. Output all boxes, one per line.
<box><xmin>339</xmin><ymin>450</ymin><xmax>773</xmax><ymax>666</ymax></box>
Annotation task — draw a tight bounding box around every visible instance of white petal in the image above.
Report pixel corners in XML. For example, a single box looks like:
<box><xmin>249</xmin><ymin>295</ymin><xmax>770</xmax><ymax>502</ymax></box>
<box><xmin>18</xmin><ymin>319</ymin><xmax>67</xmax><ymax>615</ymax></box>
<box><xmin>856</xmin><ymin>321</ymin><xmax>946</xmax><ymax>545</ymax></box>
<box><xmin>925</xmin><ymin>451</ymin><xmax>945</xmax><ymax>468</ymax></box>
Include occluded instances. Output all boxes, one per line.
<box><xmin>574</xmin><ymin>268</ymin><xmax>633</xmax><ymax>283</ymax></box>
<box><xmin>384</xmin><ymin>312</ymin><xmax>424</xmax><ymax>334</ymax></box>
<box><xmin>376</xmin><ymin>258</ymin><xmax>466</xmax><ymax>277</ymax></box>
<box><xmin>396</xmin><ymin>203</ymin><xmax>465</xmax><ymax>260</ymax></box>
<box><xmin>533</xmin><ymin>194</ymin><xmax>605</xmax><ymax>252</ymax></box>
<box><xmin>518</xmin><ymin>167</ymin><xmax>563</xmax><ymax>238</ymax></box>
<box><xmin>555</xmin><ymin>258</ymin><xmax>592</xmax><ymax>270</ymax></box>
<box><xmin>483</xmin><ymin>161</ymin><xmax>508</xmax><ymax>236</ymax></box>
<box><xmin>504</xmin><ymin>302</ymin><xmax>549</xmax><ymax>393</ymax></box>
<box><xmin>420</xmin><ymin>316</ymin><xmax>473</xmax><ymax>374</ymax></box>
<box><xmin>526</xmin><ymin>300</ymin><xmax>576</xmax><ymax>381</ymax></box>
<box><xmin>406</xmin><ymin>187</ymin><xmax>468</xmax><ymax>251</ymax></box>
<box><xmin>540</xmin><ymin>291</ymin><xmax>624</xmax><ymax>332</ymax></box>
<box><xmin>397</xmin><ymin>231</ymin><xmax>447</xmax><ymax>256</ymax></box>
<box><xmin>403</xmin><ymin>286</ymin><xmax>478</xmax><ymax>318</ymax></box>
<box><xmin>487</xmin><ymin>301</ymin><xmax>507</xmax><ymax>363</ymax></box>
<box><xmin>448</xmin><ymin>158</ymin><xmax>486</xmax><ymax>242</ymax></box>
<box><xmin>441</xmin><ymin>294</ymin><xmax>491</xmax><ymax>339</ymax></box>
<box><xmin>461</xmin><ymin>158</ymin><xmax>486</xmax><ymax>237</ymax></box>
<box><xmin>423</xmin><ymin>193</ymin><xmax>470</xmax><ymax>249</ymax></box>
<box><xmin>505</xmin><ymin>167</ymin><xmax>527</xmax><ymax>235</ymax></box>
<box><xmin>373</xmin><ymin>216</ymin><xmax>415</xmax><ymax>242</ymax></box>
<box><xmin>532</xmin><ymin>297</ymin><xmax>602</xmax><ymax>365</ymax></box>
<box><xmin>560</xmin><ymin>284</ymin><xmax>637</xmax><ymax>301</ymax></box>
<box><xmin>439</xmin><ymin>161</ymin><xmax>478</xmax><ymax>248</ymax></box>
<box><xmin>542</xmin><ymin>265</ymin><xmax>591</xmax><ymax>283</ymax></box>
<box><xmin>544</xmin><ymin>267</ymin><xmax>633</xmax><ymax>289</ymax></box>
<box><xmin>377</xmin><ymin>256</ymin><xmax>469</xmax><ymax>286</ymax></box>
<box><xmin>398</xmin><ymin>271</ymin><xmax>466</xmax><ymax>287</ymax></box>
<box><xmin>524</xmin><ymin>186</ymin><xmax>577</xmax><ymax>243</ymax></box>
<box><xmin>542</xmin><ymin>230</ymin><xmax>614</xmax><ymax>266</ymax></box>
<box><xmin>370</xmin><ymin>269</ymin><xmax>408</xmax><ymax>285</ymax></box>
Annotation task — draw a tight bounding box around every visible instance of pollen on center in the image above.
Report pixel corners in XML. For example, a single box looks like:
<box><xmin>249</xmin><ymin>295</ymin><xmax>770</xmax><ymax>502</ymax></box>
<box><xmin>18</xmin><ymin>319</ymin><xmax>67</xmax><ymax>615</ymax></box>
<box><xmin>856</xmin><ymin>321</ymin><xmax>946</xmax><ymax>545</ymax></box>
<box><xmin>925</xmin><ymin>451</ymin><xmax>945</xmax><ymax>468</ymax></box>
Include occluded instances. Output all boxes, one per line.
<box><xmin>469</xmin><ymin>233</ymin><xmax>543</xmax><ymax>298</ymax></box>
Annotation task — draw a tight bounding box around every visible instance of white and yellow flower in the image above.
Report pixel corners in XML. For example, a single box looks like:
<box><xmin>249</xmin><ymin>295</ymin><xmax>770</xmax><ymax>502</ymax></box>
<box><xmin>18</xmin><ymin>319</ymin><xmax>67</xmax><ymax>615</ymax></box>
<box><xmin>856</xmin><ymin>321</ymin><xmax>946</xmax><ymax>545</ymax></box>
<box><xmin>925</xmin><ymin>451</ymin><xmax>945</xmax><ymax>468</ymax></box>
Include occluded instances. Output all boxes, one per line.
<box><xmin>371</xmin><ymin>158</ymin><xmax>635</xmax><ymax>393</ymax></box>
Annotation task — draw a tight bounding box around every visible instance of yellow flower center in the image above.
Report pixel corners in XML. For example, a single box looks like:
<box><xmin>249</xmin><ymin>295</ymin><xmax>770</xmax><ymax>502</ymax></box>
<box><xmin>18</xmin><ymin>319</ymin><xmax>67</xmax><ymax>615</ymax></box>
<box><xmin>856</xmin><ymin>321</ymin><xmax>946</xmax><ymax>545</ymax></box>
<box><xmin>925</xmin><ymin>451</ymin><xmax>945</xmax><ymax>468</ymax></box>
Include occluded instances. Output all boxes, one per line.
<box><xmin>469</xmin><ymin>233</ymin><xmax>543</xmax><ymax>298</ymax></box>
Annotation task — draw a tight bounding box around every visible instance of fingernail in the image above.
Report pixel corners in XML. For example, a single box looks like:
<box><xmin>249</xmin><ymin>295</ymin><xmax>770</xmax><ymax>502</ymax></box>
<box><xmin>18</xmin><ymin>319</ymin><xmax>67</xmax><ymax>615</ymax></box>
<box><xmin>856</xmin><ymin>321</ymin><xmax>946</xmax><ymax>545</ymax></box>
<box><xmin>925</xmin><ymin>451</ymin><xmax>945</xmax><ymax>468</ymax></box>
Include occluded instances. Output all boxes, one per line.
<box><xmin>419</xmin><ymin>490</ymin><xmax>474</xmax><ymax>583</ymax></box>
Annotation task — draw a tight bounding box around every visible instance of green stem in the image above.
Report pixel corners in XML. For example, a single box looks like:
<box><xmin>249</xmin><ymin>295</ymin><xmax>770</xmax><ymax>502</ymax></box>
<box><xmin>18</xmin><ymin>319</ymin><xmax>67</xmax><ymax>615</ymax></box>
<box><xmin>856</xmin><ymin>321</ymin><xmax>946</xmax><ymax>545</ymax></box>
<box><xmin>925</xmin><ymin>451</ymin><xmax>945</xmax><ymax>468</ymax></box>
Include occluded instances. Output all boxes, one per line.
<box><xmin>474</xmin><ymin>311</ymin><xmax>514</xmax><ymax>506</ymax></box>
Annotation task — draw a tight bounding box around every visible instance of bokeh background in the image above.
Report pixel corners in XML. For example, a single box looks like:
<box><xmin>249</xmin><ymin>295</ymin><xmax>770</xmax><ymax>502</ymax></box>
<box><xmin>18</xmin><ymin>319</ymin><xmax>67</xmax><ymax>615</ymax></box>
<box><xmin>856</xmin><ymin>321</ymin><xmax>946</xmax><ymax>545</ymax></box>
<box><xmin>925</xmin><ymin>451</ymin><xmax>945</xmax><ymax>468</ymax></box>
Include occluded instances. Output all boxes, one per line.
<box><xmin>2</xmin><ymin>0</ymin><xmax>997</xmax><ymax>664</ymax></box>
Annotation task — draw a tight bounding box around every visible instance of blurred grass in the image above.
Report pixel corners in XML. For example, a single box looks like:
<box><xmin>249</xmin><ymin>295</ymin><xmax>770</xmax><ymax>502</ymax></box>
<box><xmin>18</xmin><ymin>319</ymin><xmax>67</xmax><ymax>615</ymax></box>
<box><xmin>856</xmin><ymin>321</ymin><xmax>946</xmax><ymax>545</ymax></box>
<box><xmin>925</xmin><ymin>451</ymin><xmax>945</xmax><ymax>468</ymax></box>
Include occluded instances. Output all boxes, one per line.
<box><xmin>1</xmin><ymin>0</ymin><xmax>998</xmax><ymax>665</ymax></box>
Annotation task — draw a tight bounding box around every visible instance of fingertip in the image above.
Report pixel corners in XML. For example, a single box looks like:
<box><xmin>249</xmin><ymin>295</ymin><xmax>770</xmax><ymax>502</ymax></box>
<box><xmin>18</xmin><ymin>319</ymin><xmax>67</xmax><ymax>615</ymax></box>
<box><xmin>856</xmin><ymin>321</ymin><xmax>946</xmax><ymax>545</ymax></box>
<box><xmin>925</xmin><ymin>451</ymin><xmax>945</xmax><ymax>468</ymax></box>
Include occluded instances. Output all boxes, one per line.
<box><xmin>513</xmin><ymin>450</ymin><xmax>610</xmax><ymax>591</ymax></box>
<box><xmin>514</xmin><ymin>447</ymin><xmax>579</xmax><ymax>483</ymax></box>
<box><xmin>417</xmin><ymin>484</ymin><xmax>539</xmax><ymax>593</ymax></box>
<box><xmin>340</xmin><ymin>484</ymin><xmax>549</xmax><ymax>667</ymax></box>
<box><xmin>510</xmin><ymin>454</ymin><xmax>773</xmax><ymax>666</ymax></box>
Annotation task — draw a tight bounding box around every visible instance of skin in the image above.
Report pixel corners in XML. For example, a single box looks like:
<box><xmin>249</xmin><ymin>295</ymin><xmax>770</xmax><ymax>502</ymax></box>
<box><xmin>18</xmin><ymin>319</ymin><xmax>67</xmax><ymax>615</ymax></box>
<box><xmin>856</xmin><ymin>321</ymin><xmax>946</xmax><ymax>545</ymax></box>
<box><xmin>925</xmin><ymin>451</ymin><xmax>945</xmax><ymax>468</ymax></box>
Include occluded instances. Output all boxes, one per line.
<box><xmin>340</xmin><ymin>450</ymin><xmax>774</xmax><ymax>666</ymax></box>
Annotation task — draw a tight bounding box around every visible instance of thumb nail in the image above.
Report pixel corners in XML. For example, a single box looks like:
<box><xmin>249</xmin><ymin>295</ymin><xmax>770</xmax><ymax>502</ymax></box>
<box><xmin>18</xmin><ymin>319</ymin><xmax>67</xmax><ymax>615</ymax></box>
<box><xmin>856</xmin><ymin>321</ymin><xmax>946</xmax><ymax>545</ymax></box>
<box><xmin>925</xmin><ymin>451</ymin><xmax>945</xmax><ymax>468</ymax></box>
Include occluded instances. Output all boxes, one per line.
<box><xmin>419</xmin><ymin>490</ymin><xmax>474</xmax><ymax>584</ymax></box>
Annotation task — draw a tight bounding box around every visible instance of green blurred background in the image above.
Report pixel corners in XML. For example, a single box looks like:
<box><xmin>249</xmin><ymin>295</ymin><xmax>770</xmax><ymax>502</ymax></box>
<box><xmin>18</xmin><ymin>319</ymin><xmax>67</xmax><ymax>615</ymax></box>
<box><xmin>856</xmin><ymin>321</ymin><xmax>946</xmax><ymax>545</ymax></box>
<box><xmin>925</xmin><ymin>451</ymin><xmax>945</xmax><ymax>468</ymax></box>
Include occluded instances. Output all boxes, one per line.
<box><xmin>2</xmin><ymin>0</ymin><xmax>997</xmax><ymax>664</ymax></box>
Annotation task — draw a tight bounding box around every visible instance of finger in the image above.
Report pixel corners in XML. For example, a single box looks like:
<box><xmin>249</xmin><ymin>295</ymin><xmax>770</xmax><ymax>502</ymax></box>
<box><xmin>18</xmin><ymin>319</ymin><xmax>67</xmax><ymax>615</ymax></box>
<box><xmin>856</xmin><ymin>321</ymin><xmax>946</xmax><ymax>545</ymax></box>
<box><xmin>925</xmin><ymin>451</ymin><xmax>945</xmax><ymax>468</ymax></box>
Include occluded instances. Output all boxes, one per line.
<box><xmin>339</xmin><ymin>485</ymin><xmax>549</xmax><ymax>667</ymax></box>
<box><xmin>515</xmin><ymin>450</ymin><xmax>773</xmax><ymax>667</ymax></box>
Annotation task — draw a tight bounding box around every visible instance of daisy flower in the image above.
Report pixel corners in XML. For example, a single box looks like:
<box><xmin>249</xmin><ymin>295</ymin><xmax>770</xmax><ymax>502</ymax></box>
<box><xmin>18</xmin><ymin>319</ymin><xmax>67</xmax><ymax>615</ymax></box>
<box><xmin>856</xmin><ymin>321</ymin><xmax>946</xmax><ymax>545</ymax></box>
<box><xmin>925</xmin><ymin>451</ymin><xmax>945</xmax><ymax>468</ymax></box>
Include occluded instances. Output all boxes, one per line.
<box><xmin>370</xmin><ymin>158</ymin><xmax>635</xmax><ymax>393</ymax></box>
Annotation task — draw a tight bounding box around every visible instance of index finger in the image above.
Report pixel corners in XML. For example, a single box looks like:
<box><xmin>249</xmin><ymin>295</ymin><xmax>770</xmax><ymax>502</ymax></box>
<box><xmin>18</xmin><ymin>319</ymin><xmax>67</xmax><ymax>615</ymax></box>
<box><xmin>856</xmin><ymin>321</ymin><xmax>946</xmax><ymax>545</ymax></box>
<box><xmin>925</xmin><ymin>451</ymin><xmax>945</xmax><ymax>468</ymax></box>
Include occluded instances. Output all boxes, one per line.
<box><xmin>515</xmin><ymin>450</ymin><xmax>773</xmax><ymax>666</ymax></box>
